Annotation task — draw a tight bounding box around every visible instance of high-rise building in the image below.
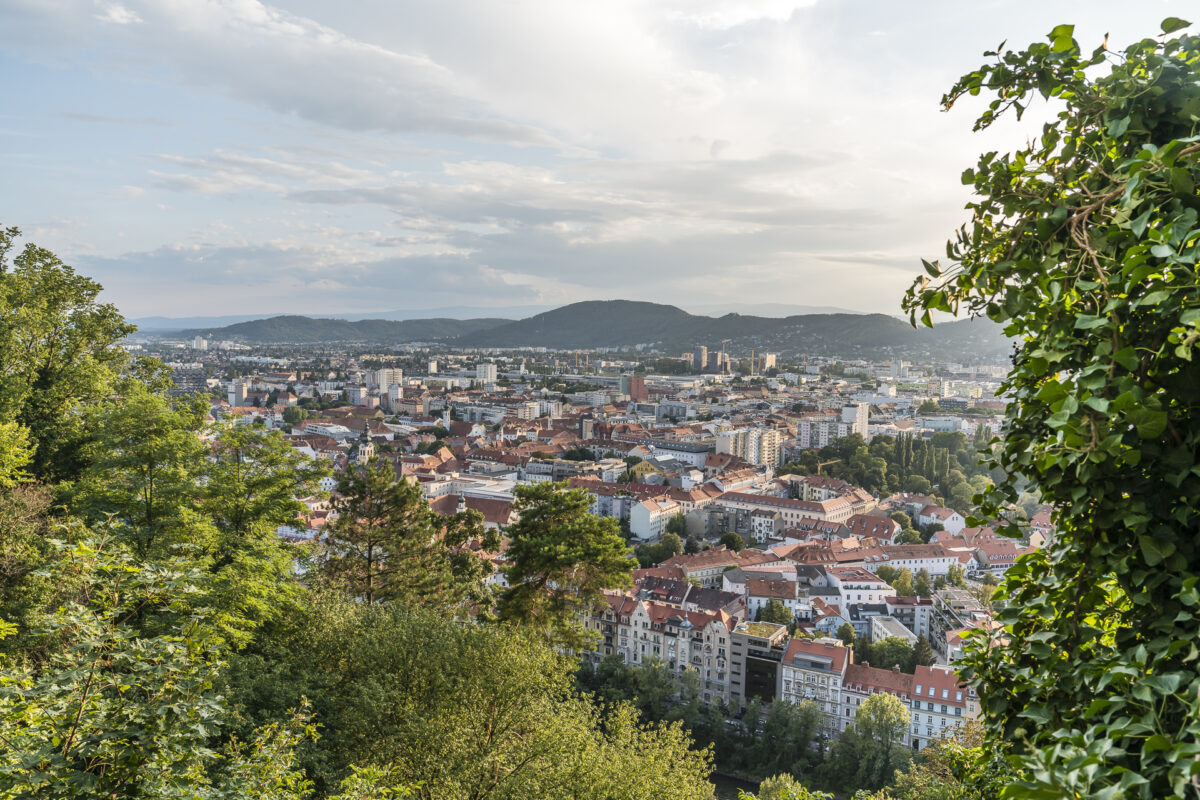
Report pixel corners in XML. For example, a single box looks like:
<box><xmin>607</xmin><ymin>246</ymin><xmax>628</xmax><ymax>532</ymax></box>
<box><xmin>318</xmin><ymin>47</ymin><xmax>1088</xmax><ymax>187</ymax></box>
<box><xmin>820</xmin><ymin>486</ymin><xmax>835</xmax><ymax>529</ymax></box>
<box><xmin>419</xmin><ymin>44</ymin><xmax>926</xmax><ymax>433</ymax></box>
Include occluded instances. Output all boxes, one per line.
<box><xmin>227</xmin><ymin>379</ymin><xmax>247</xmax><ymax>407</ymax></box>
<box><xmin>476</xmin><ymin>362</ymin><xmax>498</xmax><ymax>384</ymax></box>
<box><xmin>191</xmin><ymin>336</ymin><xmax>208</xmax><ymax>351</ymax></box>
<box><xmin>618</xmin><ymin>373</ymin><xmax>649</xmax><ymax>403</ymax></box>
<box><xmin>693</xmin><ymin>345</ymin><xmax>708</xmax><ymax>372</ymax></box>
<box><xmin>373</xmin><ymin>368</ymin><xmax>403</xmax><ymax>388</ymax></box>
<box><xmin>716</xmin><ymin>427</ymin><xmax>784</xmax><ymax>469</ymax></box>
<box><xmin>427</xmin><ymin>359</ymin><xmax>438</xmax><ymax>374</ymax></box>
<box><xmin>762</xmin><ymin>353</ymin><xmax>777</xmax><ymax>370</ymax></box>
<box><xmin>842</xmin><ymin>403</ymin><xmax>869</xmax><ymax>438</ymax></box>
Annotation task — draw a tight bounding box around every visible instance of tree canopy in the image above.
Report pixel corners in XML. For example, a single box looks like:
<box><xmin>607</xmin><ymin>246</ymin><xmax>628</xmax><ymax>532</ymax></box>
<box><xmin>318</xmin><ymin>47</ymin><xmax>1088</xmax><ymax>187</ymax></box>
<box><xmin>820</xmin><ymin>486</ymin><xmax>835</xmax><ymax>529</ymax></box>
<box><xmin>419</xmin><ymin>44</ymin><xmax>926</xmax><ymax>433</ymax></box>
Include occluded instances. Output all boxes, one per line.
<box><xmin>905</xmin><ymin>19</ymin><xmax>1200</xmax><ymax>798</ymax></box>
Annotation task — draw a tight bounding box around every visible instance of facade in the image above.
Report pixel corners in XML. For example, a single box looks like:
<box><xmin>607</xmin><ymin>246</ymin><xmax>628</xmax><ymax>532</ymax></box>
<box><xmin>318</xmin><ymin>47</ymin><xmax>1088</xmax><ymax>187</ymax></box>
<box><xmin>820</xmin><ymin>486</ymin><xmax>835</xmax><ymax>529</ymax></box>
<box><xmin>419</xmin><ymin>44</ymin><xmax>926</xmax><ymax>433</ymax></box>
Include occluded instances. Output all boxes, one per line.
<box><xmin>777</xmin><ymin>638</ymin><xmax>851</xmax><ymax>730</ymax></box>
<box><xmin>373</xmin><ymin>368</ymin><xmax>403</xmax><ymax>388</ymax></box>
<box><xmin>729</xmin><ymin>621</ymin><xmax>790</xmax><ymax>702</ymax></box>
<box><xmin>604</xmin><ymin>598</ymin><xmax>735</xmax><ymax>702</ymax></box>
<box><xmin>716</xmin><ymin>427</ymin><xmax>784</xmax><ymax>469</ymax></box>
<box><xmin>909</xmin><ymin>664</ymin><xmax>978</xmax><ymax>750</ymax></box>
<box><xmin>630</xmin><ymin>496</ymin><xmax>681</xmax><ymax>542</ymax></box>
<box><xmin>476</xmin><ymin>362</ymin><xmax>498</xmax><ymax>384</ymax></box>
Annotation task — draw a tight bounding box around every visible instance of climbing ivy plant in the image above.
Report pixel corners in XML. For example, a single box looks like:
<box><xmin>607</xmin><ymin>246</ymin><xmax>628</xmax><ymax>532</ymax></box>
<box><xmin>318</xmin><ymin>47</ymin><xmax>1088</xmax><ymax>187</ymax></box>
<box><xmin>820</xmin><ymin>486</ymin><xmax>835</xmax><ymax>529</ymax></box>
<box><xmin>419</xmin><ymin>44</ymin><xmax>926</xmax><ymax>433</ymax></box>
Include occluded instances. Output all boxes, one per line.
<box><xmin>905</xmin><ymin>19</ymin><xmax>1200</xmax><ymax>799</ymax></box>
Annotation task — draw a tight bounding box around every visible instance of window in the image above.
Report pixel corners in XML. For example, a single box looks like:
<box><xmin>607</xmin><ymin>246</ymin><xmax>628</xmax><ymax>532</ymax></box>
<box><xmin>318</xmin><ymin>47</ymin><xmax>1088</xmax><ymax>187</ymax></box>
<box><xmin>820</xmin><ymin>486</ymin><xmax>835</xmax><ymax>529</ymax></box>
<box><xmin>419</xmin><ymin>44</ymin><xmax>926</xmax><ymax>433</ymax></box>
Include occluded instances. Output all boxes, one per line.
<box><xmin>956</xmin><ymin>691</ymin><xmax>963</xmax><ymax>702</ymax></box>
<box><xmin>915</xmin><ymin>684</ymin><xmax>923</xmax><ymax>694</ymax></box>
<box><xmin>942</xmin><ymin>689</ymin><xmax>949</xmax><ymax>699</ymax></box>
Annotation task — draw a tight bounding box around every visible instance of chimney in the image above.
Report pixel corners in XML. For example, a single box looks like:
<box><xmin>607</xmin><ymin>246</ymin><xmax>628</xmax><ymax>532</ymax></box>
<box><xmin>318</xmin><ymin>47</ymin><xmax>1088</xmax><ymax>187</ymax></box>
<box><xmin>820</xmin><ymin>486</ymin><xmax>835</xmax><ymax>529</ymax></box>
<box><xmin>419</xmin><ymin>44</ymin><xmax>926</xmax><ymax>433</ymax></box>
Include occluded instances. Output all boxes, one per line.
<box><xmin>892</xmin><ymin>664</ymin><xmax>901</xmax><ymax>672</ymax></box>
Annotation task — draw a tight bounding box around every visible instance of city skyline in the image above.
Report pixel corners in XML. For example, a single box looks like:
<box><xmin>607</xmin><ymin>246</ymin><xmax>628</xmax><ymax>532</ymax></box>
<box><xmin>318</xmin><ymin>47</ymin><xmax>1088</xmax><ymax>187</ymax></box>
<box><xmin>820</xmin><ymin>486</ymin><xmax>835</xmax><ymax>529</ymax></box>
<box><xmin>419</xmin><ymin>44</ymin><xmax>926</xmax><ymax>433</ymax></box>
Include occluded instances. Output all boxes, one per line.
<box><xmin>0</xmin><ymin>0</ymin><xmax>1186</xmax><ymax>318</ymax></box>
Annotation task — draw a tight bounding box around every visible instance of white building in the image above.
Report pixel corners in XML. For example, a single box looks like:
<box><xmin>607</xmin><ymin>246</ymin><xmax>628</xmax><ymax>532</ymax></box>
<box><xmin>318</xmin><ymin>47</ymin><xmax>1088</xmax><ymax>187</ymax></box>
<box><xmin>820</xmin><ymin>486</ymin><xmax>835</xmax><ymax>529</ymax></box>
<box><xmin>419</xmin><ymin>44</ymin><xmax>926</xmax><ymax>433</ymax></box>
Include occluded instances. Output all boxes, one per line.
<box><xmin>630</xmin><ymin>496</ymin><xmax>681</xmax><ymax>542</ymax></box>
<box><xmin>374</xmin><ymin>368</ymin><xmax>403</xmax><ymax>389</ymax></box>
<box><xmin>476</xmin><ymin>362</ymin><xmax>498</xmax><ymax>384</ymax></box>
<box><xmin>827</xmin><ymin>566</ymin><xmax>897</xmax><ymax>607</ymax></box>
<box><xmin>797</xmin><ymin>417</ymin><xmax>853</xmax><ymax>449</ymax></box>
<box><xmin>842</xmin><ymin>403</ymin><xmax>869</xmax><ymax>438</ymax></box>
<box><xmin>778</xmin><ymin>638</ymin><xmax>850</xmax><ymax>730</ymax></box>
<box><xmin>716</xmin><ymin>427</ymin><xmax>784</xmax><ymax>469</ymax></box>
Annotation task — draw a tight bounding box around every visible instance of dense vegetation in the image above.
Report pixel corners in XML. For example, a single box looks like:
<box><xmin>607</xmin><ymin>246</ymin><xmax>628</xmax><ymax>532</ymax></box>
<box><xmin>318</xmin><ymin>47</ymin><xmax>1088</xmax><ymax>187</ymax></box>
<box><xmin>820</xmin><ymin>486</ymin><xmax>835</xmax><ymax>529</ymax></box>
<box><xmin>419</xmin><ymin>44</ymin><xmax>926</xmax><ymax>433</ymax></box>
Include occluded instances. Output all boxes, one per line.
<box><xmin>902</xmin><ymin>18</ymin><xmax>1200</xmax><ymax>800</ymax></box>
<box><xmin>781</xmin><ymin>432</ymin><xmax>996</xmax><ymax>514</ymax></box>
<box><xmin>0</xmin><ymin>226</ymin><xmax>713</xmax><ymax>799</ymax></box>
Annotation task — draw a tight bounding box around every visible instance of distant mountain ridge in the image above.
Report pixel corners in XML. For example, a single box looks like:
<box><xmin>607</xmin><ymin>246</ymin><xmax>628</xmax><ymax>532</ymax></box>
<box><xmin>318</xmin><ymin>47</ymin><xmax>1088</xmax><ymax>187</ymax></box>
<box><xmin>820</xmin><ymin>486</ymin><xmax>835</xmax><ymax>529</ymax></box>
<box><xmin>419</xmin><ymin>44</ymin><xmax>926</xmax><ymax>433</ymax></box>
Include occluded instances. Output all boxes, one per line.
<box><xmin>179</xmin><ymin>315</ymin><xmax>509</xmax><ymax>344</ymax></box>
<box><xmin>176</xmin><ymin>300</ymin><xmax>1011</xmax><ymax>361</ymax></box>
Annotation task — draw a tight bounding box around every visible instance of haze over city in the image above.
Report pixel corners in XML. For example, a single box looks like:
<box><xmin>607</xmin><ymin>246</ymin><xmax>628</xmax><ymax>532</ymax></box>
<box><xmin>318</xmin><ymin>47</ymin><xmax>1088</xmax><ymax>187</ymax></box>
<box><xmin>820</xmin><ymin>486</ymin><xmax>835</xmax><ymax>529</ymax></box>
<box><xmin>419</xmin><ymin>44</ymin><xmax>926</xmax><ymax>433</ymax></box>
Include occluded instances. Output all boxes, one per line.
<box><xmin>1</xmin><ymin>0</ymin><xmax>1186</xmax><ymax>319</ymax></box>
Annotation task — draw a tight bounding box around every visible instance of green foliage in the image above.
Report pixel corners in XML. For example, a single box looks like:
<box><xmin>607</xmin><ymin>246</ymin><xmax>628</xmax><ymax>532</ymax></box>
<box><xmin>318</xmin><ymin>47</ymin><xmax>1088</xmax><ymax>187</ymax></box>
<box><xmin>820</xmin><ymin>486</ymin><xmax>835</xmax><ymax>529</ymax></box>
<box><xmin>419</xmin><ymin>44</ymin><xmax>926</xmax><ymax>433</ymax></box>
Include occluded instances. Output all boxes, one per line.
<box><xmin>868</xmin><ymin>637</ymin><xmax>916</xmax><ymax>673</ymax></box>
<box><xmin>825</xmin><ymin>693</ymin><xmax>912</xmax><ymax>794</ymax></box>
<box><xmin>786</xmin><ymin>433</ymin><xmax>993</xmax><ymax>513</ymax></box>
<box><xmin>905</xmin><ymin>20</ymin><xmax>1200</xmax><ymax>798</ymax></box>
<box><xmin>719</xmin><ymin>532</ymin><xmax>746</xmax><ymax>552</ymax></box>
<box><xmin>757</xmin><ymin>598</ymin><xmax>794</xmax><ymax>625</ymax></box>
<box><xmin>913</xmin><ymin>636</ymin><xmax>934</xmax><ymax>669</ymax></box>
<box><xmin>0</xmin><ymin>536</ymin><xmax>312</xmax><ymax>799</ymax></box>
<box><xmin>497</xmin><ymin>482</ymin><xmax>635</xmax><ymax>649</ymax></box>
<box><xmin>635</xmin><ymin>532</ymin><xmax>683</xmax><ymax>568</ymax></box>
<box><xmin>913</xmin><ymin>569</ymin><xmax>932</xmax><ymax>598</ymax></box>
<box><xmin>0</xmin><ymin>226</ymin><xmax>136</xmax><ymax>482</ymax></box>
<box><xmin>71</xmin><ymin>382</ymin><xmax>210</xmax><ymax>559</ymax></box>
<box><xmin>854</xmin><ymin>722</ymin><xmax>1005</xmax><ymax>800</ymax></box>
<box><xmin>666</xmin><ymin>512</ymin><xmax>687</xmax><ymax>536</ymax></box>
<box><xmin>945</xmin><ymin>564</ymin><xmax>967</xmax><ymax>588</ymax></box>
<box><xmin>579</xmin><ymin>657</ymin><xmax>824</xmax><ymax>785</ymax></box>
<box><xmin>228</xmin><ymin>599</ymin><xmax>714</xmax><ymax>800</ymax></box>
<box><xmin>0</xmin><ymin>421</ymin><xmax>31</xmax><ymax>490</ymax></box>
<box><xmin>837</xmin><ymin>622</ymin><xmax>857</xmax><ymax>647</ymax></box>
<box><xmin>317</xmin><ymin>457</ymin><xmax>495</xmax><ymax>610</ymax></box>
<box><xmin>744</xmin><ymin>775</ymin><xmax>833</xmax><ymax>799</ymax></box>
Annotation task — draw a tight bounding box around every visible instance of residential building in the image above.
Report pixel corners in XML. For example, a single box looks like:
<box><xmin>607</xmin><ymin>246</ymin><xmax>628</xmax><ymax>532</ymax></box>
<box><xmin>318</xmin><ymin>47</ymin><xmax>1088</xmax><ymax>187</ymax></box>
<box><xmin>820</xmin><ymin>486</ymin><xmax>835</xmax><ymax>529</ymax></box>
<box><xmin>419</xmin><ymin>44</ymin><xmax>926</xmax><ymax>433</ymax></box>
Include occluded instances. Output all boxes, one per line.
<box><xmin>476</xmin><ymin>362</ymin><xmax>498</xmax><ymax>384</ymax></box>
<box><xmin>777</xmin><ymin>638</ymin><xmax>851</xmax><ymax>729</ymax></box>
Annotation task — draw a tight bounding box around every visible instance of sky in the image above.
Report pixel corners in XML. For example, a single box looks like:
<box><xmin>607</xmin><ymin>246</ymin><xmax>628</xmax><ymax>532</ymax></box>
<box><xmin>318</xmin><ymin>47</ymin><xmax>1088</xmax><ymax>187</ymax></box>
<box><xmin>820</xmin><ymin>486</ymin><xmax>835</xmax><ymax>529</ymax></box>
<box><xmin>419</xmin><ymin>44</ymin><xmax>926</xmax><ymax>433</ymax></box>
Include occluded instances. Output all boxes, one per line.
<box><xmin>0</xmin><ymin>0</ymin><xmax>1191</xmax><ymax>319</ymax></box>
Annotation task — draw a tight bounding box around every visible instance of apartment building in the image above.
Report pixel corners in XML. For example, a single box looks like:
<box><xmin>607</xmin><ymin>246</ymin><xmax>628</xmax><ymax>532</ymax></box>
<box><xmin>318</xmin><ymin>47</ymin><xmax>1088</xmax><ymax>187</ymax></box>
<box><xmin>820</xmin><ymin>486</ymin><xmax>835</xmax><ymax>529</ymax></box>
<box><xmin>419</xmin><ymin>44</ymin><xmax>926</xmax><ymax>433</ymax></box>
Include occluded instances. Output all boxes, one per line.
<box><xmin>777</xmin><ymin>638</ymin><xmax>851</xmax><ymax>731</ymax></box>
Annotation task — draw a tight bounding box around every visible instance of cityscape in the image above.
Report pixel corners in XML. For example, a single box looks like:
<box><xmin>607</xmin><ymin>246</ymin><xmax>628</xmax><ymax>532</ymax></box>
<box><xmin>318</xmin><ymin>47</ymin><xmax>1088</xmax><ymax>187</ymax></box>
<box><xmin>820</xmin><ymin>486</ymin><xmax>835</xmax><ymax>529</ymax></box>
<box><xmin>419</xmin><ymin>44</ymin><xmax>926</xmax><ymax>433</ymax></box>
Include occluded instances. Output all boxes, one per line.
<box><xmin>2</xmin><ymin>3</ymin><xmax>1198</xmax><ymax>800</ymax></box>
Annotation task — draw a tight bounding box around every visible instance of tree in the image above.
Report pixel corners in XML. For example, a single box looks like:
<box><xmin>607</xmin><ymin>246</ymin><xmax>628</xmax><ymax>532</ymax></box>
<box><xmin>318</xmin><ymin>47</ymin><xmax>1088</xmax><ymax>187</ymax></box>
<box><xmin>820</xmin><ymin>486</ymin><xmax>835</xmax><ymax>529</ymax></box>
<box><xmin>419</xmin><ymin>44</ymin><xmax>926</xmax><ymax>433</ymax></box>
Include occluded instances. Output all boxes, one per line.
<box><xmin>201</xmin><ymin>422</ymin><xmax>328</xmax><ymax>553</ymax></box>
<box><xmin>914</xmin><ymin>568</ymin><xmax>932</xmax><ymax>598</ymax></box>
<box><xmin>227</xmin><ymin>596</ymin><xmax>714</xmax><ymax>800</ymax></box>
<box><xmin>895</xmin><ymin>529</ymin><xmax>923</xmax><ymax>545</ymax></box>
<box><xmin>719</xmin><ymin>532</ymin><xmax>745</xmax><ymax>552</ymax></box>
<box><xmin>665</xmin><ymin>512</ymin><xmax>687</xmax><ymax>537</ymax></box>
<box><xmin>281</xmin><ymin>405</ymin><xmax>308</xmax><ymax>426</ymax></box>
<box><xmin>889</xmin><ymin>511</ymin><xmax>913</xmax><ymax>530</ymax></box>
<box><xmin>318</xmin><ymin>457</ymin><xmax>494</xmax><ymax>609</ymax></box>
<box><xmin>0</xmin><ymin>226</ymin><xmax>136</xmax><ymax>482</ymax></box>
<box><xmin>902</xmin><ymin>20</ymin><xmax>1200</xmax><ymax>797</ymax></box>
<box><xmin>684</xmin><ymin>535</ymin><xmax>704</xmax><ymax>554</ymax></box>
<box><xmin>853</xmin><ymin>692</ymin><xmax>912</xmax><ymax>791</ymax></box>
<box><xmin>868</xmin><ymin>636</ymin><xmax>916</xmax><ymax>673</ymax></box>
<box><xmin>0</xmin><ymin>536</ymin><xmax>314</xmax><ymax>799</ymax></box>
<box><xmin>917</xmin><ymin>400</ymin><xmax>941</xmax><ymax>414</ymax></box>
<box><xmin>70</xmin><ymin>383</ymin><xmax>210</xmax><ymax>560</ymax></box>
<box><xmin>945</xmin><ymin>563</ymin><xmax>967</xmax><ymax>589</ymax></box>
<box><xmin>497</xmin><ymin>482</ymin><xmax>635</xmax><ymax>648</ymax></box>
<box><xmin>891</xmin><ymin>568</ymin><xmax>915</xmax><ymax>597</ymax></box>
<box><xmin>634</xmin><ymin>532</ymin><xmax>683</xmax><ymax>568</ymax></box>
<box><xmin>875</xmin><ymin>565</ymin><xmax>900</xmax><ymax>584</ymax></box>
<box><xmin>836</xmin><ymin>622</ymin><xmax>857</xmax><ymax>647</ymax></box>
<box><xmin>913</xmin><ymin>635</ymin><xmax>935</xmax><ymax>668</ymax></box>
<box><xmin>758</xmin><ymin>598</ymin><xmax>793</xmax><ymax>625</ymax></box>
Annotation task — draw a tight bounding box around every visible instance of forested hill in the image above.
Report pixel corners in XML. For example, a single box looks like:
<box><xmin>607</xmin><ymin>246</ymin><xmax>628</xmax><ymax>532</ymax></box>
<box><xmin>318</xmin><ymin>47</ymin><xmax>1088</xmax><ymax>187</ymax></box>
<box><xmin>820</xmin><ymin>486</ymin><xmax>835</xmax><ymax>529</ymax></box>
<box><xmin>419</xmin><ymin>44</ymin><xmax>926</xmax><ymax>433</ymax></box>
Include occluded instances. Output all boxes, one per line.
<box><xmin>180</xmin><ymin>315</ymin><xmax>510</xmax><ymax>344</ymax></box>
<box><xmin>183</xmin><ymin>300</ymin><xmax>1011</xmax><ymax>361</ymax></box>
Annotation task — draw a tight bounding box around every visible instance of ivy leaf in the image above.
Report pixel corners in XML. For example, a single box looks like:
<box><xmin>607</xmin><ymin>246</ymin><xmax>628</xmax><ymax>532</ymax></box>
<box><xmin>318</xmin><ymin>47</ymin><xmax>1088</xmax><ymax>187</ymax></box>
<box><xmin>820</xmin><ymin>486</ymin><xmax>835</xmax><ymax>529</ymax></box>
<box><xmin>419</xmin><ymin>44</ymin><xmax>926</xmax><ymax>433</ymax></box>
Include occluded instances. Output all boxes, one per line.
<box><xmin>1127</xmin><ymin>408</ymin><xmax>1168</xmax><ymax>439</ymax></box>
